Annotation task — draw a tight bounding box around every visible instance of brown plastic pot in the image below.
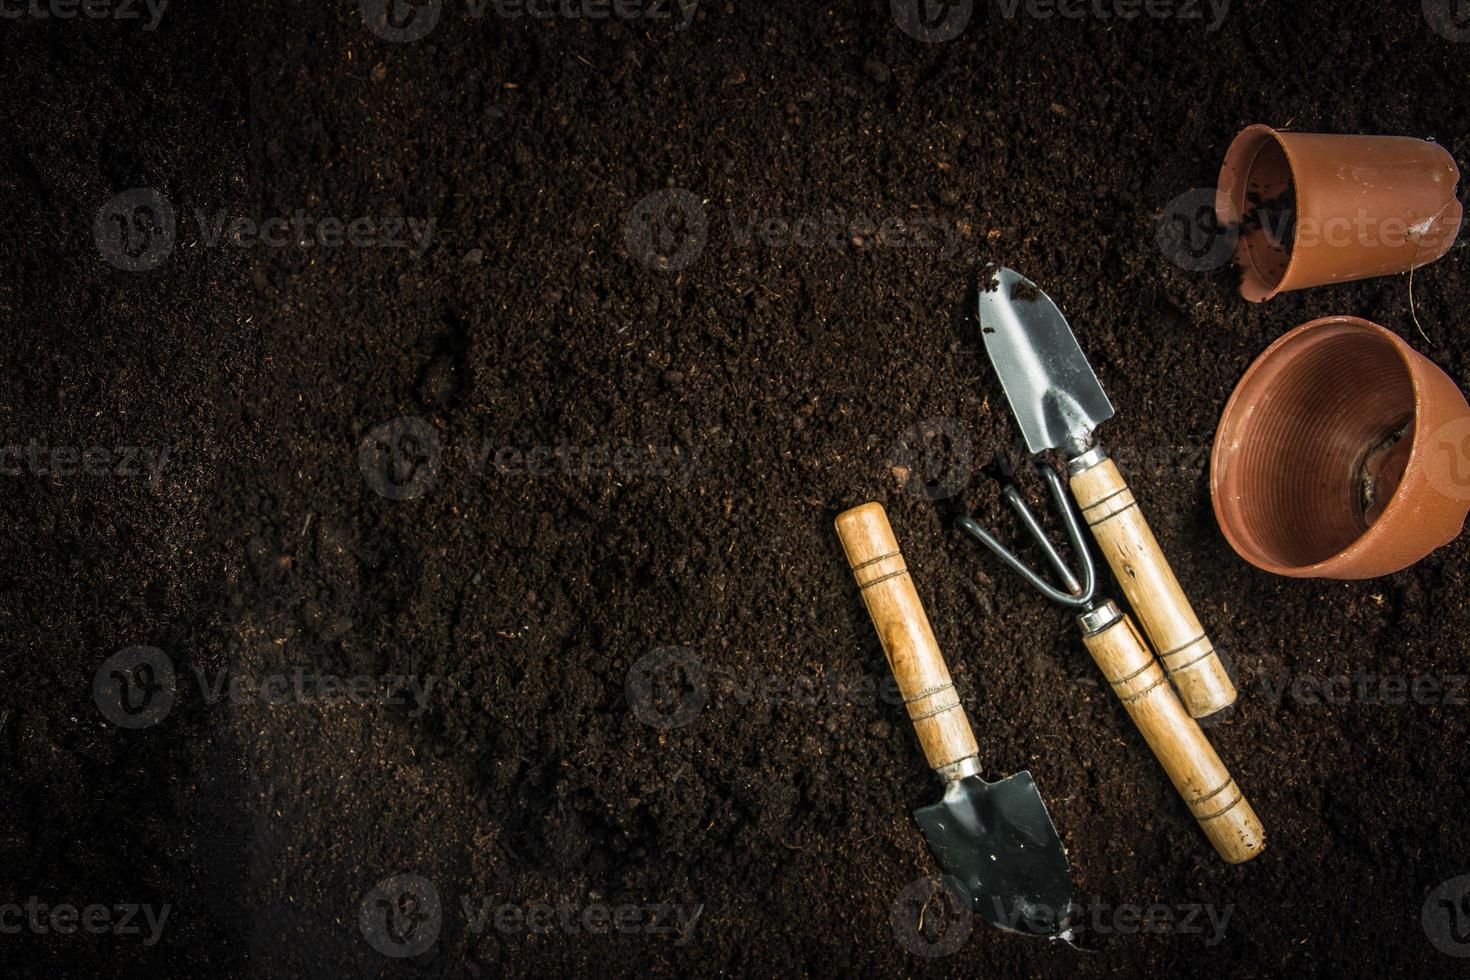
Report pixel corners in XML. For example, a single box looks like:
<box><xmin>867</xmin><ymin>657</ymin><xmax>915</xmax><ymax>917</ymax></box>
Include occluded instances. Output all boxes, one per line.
<box><xmin>1211</xmin><ymin>316</ymin><xmax>1470</xmax><ymax>579</ymax></box>
<box><xmin>1215</xmin><ymin>125</ymin><xmax>1462</xmax><ymax>302</ymax></box>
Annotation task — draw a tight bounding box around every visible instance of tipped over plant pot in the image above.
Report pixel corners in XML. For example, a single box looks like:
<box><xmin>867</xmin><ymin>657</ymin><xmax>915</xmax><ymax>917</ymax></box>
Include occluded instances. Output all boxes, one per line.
<box><xmin>1216</xmin><ymin>126</ymin><xmax>1463</xmax><ymax>302</ymax></box>
<box><xmin>1211</xmin><ymin>316</ymin><xmax>1470</xmax><ymax>579</ymax></box>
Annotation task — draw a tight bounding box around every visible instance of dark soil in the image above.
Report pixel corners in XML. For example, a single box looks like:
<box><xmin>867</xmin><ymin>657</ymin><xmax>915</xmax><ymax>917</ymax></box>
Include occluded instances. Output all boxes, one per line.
<box><xmin>5</xmin><ymin>2</ymin><xmax>1470</xmax><ymax>977</ymax></box>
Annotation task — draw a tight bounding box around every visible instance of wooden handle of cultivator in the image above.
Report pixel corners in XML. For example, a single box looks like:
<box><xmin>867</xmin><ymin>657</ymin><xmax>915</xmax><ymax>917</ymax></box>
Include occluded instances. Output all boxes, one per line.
<box><xmin>835</xmin><ymin>503</ymin><xmax>980</xmax><ymax>782</ymax></box>
<box><xmin>1080</xmin><ymin>602</ymin><xmax>1265</xmax><ymax>864</ymax></box>
<box><xmin>1071</xmin><ymin>454</ymin><xmax>1237</xmax><ymax>718</ymax></box>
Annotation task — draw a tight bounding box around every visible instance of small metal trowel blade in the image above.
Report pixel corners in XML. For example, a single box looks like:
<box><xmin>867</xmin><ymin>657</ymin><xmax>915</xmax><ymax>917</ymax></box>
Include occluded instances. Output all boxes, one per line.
<box><xmin>914</xmin><ymin>771</ymin><xmax>1075</xmax><ymax>937</ymax></box>
<box><xmin>977</xmin><ymin>266</ymin><xmax>1114</xmax><ymax>456</ymax></box>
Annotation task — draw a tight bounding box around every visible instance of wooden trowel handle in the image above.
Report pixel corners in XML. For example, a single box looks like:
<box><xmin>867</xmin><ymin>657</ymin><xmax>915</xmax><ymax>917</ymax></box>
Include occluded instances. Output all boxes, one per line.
<box><xmin>1081</xmin><ymin>602</ymin><xmax>1265</xmax><ymax>864</ymax></box>
<box><xmin>835</xmin><ymin>503</ymin><xmax>980</xmax><ymax>782</ymax></box>
<box><xmin>1071</xmin><ymin>453</ymin><xmax>1237</xmax><ymax>718</ymax></box>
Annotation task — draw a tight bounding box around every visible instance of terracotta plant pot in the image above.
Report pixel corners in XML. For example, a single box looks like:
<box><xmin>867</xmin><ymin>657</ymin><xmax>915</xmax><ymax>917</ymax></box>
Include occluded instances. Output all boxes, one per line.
<box><xmin>1215</xmin><ymin>125</ymin><xmax>1462</xmax><ymax>302</ymax></box>
<box><xmin>1211</xmin><ymin>316</ymin><xmax>1470</xmax><ymax>579</ymax></box>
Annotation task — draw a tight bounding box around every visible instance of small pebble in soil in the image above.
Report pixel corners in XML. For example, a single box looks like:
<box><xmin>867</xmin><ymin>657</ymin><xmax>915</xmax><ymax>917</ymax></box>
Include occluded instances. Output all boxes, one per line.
<box><xmin>863</xmin><ymin>58</ymin><xmax>890</xmax><ymax>83</ymax></box>
<box><xmin>462</xmin><ymin>248</ymin><xmax>484</xmax><ymax>265</ymax></box>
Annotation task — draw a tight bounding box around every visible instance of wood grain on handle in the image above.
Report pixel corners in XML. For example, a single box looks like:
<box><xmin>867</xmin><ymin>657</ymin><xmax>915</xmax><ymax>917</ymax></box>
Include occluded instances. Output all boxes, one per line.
<box><xmin>1071</xmin><ymin>455</ymin><xmax>1237</xmax><ymax>718</ymax></box>
<box><xmin>834</xmin><ymin>503</ymin><xmax>979</xmax><ymax>782</ymax></box>
<box><xmin>1081</xmin><ymin>602</ymin><xmax>1265</xmax><ymax>864</ymax></box>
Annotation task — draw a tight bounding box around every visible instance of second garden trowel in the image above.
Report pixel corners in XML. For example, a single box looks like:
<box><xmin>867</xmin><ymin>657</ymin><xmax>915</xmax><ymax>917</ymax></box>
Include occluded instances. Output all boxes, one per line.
<box><xmin>836</xmin><ymin>502</ymin><xmax>1075</xmax><ymax>937</ymax></box>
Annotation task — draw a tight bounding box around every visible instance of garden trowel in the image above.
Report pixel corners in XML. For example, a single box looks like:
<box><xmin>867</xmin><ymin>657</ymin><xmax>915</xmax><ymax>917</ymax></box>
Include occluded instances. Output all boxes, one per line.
<box><xmin>835</xmin><ymin>502</ymin><xmax>1075</xmax><ymax>937</ymax></box>
<box><xmin>977</xmin><ymin>266</ymin><xmax>1237</xmax><ymax>719</ymax></box>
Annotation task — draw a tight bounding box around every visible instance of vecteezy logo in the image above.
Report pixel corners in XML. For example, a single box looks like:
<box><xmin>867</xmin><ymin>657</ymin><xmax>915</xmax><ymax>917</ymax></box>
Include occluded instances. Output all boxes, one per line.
<box><xmin>1423</xmin><ymin>874</ymin><xmax>1470</xmax><ymax>957</ymax></box>
<box><xmin>623</xmin><ymin>189</ymin><xmax>707</xmax><ymax>272</ymax></box>
<box><xmin>360</xmin><ymin>0</ymin><xmax>442</xmax><ymax>42</ymax></box>
<box><xmin>94</xmin><ymin>189</ymin><xmax>176</xmax><ymax>272</ymax></box>
<box><xmin>890</xmin><ymin>875</ymin><xmax>973</xmax><ymax>957</ymax></box>
<box><xmin>625</xmin><ymin>647</ymin><xmax>708</xmax><ymax>729</ymax></box>
<box><xmin>93</xmin><ymin>646</ymin><xmax>177</xmax><ymax>729</ymax></box>
<box><xmin>1156</xmin><ymin>187</ymin><xmax>1238</xmax><ymax>272</ymax></box>
<box><xmin>1425</xmin><ymin>0</ymin><xmax>1470</xmax><ymax>42</ymax></box>
<box><xmin>358</xmin><ymin>416</ymin><xmax>442</xmax><ymax>500</ymax></box>
<box><xmin>1427</xmin><ymin>417</ymin><xmax>1470</xmax><ymax>502</ymax></box>
<box><xmin>360</xmin><ymin>874</ymin><xmax>442</xmax><ymax>958</ymax></box>
<box><xmin>891</xmin><ymin>0</ymin><xmax>972</xmax><ymax>42</ymax></box>
<box><xmin>887</xmin><ymin>417</ymin><xmax>973</xmax><ymax>500</ymax></box>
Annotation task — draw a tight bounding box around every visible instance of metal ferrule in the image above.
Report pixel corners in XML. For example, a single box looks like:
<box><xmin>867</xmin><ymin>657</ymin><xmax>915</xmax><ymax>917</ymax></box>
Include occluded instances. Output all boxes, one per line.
<box><xmin>1066</xmin><ymin>445</ymin><xmax>1108</xmax><ymax>476</ymax></box>
<box><xmin>1077</xmin><ymin>600</ymin><xmax>1122</xmax><ymax>636</ymax></box>
<box><xmin>936</xmin><ymin>755</ymin><xmax>983</xmax><ymax>783</ymax></box>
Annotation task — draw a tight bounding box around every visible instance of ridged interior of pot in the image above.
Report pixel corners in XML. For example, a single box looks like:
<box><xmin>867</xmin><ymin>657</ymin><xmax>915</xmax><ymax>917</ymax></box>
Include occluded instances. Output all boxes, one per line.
<box><xmin>1224</xmin><ymin>328</ymin><xmax>1415</xmax><ymax>569</ymax></box>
